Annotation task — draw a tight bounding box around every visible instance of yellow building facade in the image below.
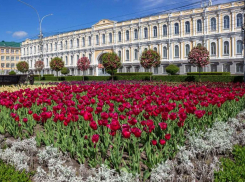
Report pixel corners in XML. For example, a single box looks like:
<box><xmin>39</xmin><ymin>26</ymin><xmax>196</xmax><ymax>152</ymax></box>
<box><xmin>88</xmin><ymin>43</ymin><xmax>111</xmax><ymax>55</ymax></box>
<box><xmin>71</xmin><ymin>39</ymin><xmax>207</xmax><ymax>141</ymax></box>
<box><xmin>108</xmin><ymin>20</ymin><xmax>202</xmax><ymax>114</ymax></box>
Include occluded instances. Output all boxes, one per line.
<box><xmin>21</xmin><ymin>1</ymin><xmax>244</xmax><ymax>75</ymax></box>
<box><xmin>0</xmin><ymin>41</ymin><xmax>21</xmax><ymax>74</ymax></box>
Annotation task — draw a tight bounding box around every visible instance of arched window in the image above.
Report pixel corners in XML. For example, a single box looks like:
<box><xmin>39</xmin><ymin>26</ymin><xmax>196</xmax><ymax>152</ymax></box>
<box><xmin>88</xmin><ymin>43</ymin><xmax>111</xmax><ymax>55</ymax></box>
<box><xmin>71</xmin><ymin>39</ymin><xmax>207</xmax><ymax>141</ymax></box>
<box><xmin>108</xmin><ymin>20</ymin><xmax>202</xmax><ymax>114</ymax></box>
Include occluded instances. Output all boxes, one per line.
<box><xmin>134</xmin><ymin>29</ymin><xmax>138</xmax><ymax>39</ymax></box>
<box><xmin>197</xmin><ymin>19</ymin><xmax>202</xmax><ymax>32</ymax></box>
<box><xmin>118</xmin><ymin>50</ymin><xmax>121</xmax><ymax>59</ymax></box>
<box><xmin>185</xmin><ymin>21</ymin><xmax>190</xmax><ymax>33</ymax></box>
<box><xmin>46</xmin><ymin>58</ymin><xmax>48</xmax><ymax>66</ymax></box>
<box><xmin>163</xmin><ymin>25</ymin><xmax>167</xmax><ymax>36</ymax></box>
<box><xmin>83</xmin><ymin>54</ymin><xmax>85</xmax><ymax>57</ymax></box>
<box><xmin>237</xmin><ymin>40</ymin><xmax>243</xmax><ymax>54</ymax></box>
<box><xmin>102</xmin><ymin>34</ymin><xmax>105</xmax><ymax>44</ymax></box>
<box><xmin>211</xmin><ymin>42</ymin><xmax>216</xmax><ymax>55</ymax></box>
<box><xmin>185</xmin><ymin>44</ymin><xmax>190</xmax><ymax>57</ymax></box>
<box><xmin>65</xmin><ymin>41</ymin><xmax>67</xmax><ymax>49</ymax></box>
<box><xmin>134</xmin><ymin>49</ymin><xmax>138</xmax><ymax>60</ymax></box>
<box><xmin>153</xmin><ymin>26</ymin><xmax>157</xmax><ymax>37</ymax></box>
<box><xmin>65</xmin><ymin>56</ymin><xmax>68</xmax><ymax>65</ymax></box>
<box><xmin>34</xmin><ymin>46</ymin><xmax>36</xmax><ymax>53</ymax></box>
<box><xmin>224</xmin><ymin>15</ymin><xmax>229</xmax><ymax>29</ymax></box>
<box><xmin>237</xmin><ymin>14</ymin><xmax>242</xmax><ymax>27</ymax></box>
<box><xmin>55</xmin><ymin>42</ymin><xmax>57</xmax><ymax>50</ymax></box>
<box><xmin>70</xmin><ymin>40</ymin><xmax>73</xmax><ymax>49</ymax></box>
<box><xmin>118</xmin><ymin>31</ymin><xmax>122</xmax><ymax>42</ymax></box>
<box><xmin>126</xmin><ymin>30</ymin><xmax>129</xmax><ymax>41</ymax></box>
<box><xmin>89</xmin><ymin>54</ymin><xmax>92</xmax><ymax>63</ymax></box>
<box><xmin>236</xmin><ymin>63</ymin><xmax>244</xmax><ymax>73</ymax></box>
<box><xmin>77</xmin><ymin>55</ymin><xmax>79</xmax><ymax>61</ymax></box>
<box><xmin>174</xmin><ymin>23</ymin><xmax>179</xmax><ymax>35</ymax></box>
<box><xmin>175</xmin><ymin>45</ymin><xmax>179</xmax><ymax>57</ymax></box>
<box><xmin>89</xmin><ymin>36</ymin><xmax>91</xmax><ymax>46</ymax></box>
<box><xmin>60</xmin><ymin>41</ymin><xmax>63</xmax><ymax>50</ymax></box>
<box><xmin>82</xmin><ymin>37</ymin><xmax>85</xmax><ymax>46</ymax></box>
<box><xmin>46</xmin><ymin>44</ymin><xmax>48</xmax><ymax>52</ymax></box>
<box><xmin>163</xmin><ymin>46</ymin><xmax>167</xmax><ymax>58</ymax></box>
<box><xmin>224</xmin><ymin>41</ymin><xmax>229</xmax><ymax>55</ymax></box>
<box><xmin>211</xmin><ymin>18</ymin><xmax>216</xmax><ymax>31</ymax></box>
<box><xmin>50</xmin><ymin>43</ymin><xmax>53</xmax><ymax>51</ymax></box>
<box><xmin>96</xmin><ymin>35</ymin><xmax>99</xmax><ymax>45</ymax></box>
<box><xmin>71</xmin><ymin>55</ymin><xmax>73</xmax><ymax>65</ymax></box>
<box><xmin>109</xmin><ymin>33</ymin><xmax>112</xmax><ymax>43</ymax></box>
<box><xmin>144</xmin><ymin>27</ymin><xmax>148</xmax><ymax>38</ymax></box>
<box><xmin>126</xmin><ymin>50</ymin><xmax>129</xmax><ymax>60</ymax></box>
<box><xmin>77</xmin><ymin>39</ymin><xmax>79</xmax><ymax>48</ymax></box>
<box><xmin>154</xmin><ymin>47</ymin><xmax>157</xmax><ymax>52</ymax></box>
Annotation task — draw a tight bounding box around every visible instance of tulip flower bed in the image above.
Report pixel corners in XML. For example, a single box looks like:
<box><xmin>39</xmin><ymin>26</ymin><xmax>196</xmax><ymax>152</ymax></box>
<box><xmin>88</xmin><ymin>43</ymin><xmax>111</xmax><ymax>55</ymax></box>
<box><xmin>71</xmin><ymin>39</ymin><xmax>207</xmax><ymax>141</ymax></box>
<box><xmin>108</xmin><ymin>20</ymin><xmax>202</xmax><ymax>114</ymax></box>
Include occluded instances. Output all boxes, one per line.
<box><xmin>0</xmin><ymin>82</ymin><xmax>245</xmax><ymax>180</ymax></box>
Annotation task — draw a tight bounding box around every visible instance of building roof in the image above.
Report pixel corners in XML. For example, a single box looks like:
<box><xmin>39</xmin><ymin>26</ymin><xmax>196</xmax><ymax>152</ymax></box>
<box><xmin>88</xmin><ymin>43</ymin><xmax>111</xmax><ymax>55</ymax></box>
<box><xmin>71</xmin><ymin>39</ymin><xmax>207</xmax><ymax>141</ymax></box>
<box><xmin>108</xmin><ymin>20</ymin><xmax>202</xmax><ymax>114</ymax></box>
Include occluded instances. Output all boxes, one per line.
<box><xmin>0</xmin><ymin>41</ymin><xmax>21</xmax><ymax>48</ymax></box>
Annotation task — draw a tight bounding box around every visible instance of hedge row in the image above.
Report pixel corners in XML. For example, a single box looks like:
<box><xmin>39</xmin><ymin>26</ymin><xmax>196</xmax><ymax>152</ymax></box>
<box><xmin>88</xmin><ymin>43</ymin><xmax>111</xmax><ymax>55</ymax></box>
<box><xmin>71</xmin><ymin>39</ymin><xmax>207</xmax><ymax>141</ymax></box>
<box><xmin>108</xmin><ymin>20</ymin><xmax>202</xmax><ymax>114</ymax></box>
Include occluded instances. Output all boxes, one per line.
<box><xmin>34</xmin><ymin>75</ymin><xmax>244</xmax><ymax>82</ymax></box>
<box><xmin>34</xmin><ymin>74</ymin><xmax>54</xmax><ymax>77</ymax></box>
<box><xmin>115</xmin><ymin>72</ymin><xmax>153</xmax><ymax>76</ymax></box>
<box><xmin>187</xmin><ymin>72</ymin><xmax>230</xmax><ymax>75</ymax></box>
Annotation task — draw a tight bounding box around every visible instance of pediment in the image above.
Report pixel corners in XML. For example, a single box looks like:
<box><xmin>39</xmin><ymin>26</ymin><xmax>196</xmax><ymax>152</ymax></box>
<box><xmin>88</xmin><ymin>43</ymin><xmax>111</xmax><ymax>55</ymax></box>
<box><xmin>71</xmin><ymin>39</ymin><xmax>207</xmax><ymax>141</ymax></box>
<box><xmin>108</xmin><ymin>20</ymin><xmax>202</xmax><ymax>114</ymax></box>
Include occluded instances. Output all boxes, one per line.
<box><xmin>94</xmin><ymin>19</ymin><xmax>115</xmax><ymax>27</ymax></box>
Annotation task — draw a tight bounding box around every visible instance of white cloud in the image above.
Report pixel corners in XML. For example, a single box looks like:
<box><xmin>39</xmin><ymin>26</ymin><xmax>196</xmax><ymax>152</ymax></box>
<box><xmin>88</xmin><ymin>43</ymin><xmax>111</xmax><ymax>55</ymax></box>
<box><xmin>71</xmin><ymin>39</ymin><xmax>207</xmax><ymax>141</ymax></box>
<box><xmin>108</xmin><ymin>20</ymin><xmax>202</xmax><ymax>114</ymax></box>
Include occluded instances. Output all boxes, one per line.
<box><xmin>12</xmin><ymin>31</ymin><xmax>28</xmax><ymax>38</ymax></box>
<box><xmin>6</xmin><ymin>31</ymin><xmax>12</xmax><ymax>34</ymax></box>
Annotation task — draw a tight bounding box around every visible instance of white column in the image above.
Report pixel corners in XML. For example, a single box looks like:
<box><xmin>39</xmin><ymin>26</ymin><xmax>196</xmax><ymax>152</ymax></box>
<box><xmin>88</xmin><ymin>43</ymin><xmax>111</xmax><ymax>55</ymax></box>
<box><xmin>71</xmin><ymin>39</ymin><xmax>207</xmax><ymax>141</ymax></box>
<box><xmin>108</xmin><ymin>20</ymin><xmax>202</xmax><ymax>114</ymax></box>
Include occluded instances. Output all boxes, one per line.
<box><xmin>192</xmin><ymin>17</ymin><xmax>195</xmax><ymax>36</ymax></box>
<box><xmin>149</xmin><ymin>24</ymin><xmax>151</xmax><ymax>41</ymax></box>
<box><xmin>232</xmin><ymin>37</ymin><xmax>235</xmax><ymax>57</ymax></box>
<box><xmin>231</xmin><ymin>11</ymin><xmax>235</xmax><ymax>32</ymax></box>
<box><xmin>169</xmin><ymin>43</ymin><xmax>172</xmax><ymax>60</ymax></box>
<box><xmin>158</xmin><ymin>23</ymin><xmax>161</xmax><ymax>39</ymax></box>
<box><xmin>218</xmin><ymin>38</ymin><xmax>222</xmax><ymax>58</ymax></box>
<box><xmin>218</xmin><ymin>13</ymin><xmax>221</xmax><ymax>33</ymax></box>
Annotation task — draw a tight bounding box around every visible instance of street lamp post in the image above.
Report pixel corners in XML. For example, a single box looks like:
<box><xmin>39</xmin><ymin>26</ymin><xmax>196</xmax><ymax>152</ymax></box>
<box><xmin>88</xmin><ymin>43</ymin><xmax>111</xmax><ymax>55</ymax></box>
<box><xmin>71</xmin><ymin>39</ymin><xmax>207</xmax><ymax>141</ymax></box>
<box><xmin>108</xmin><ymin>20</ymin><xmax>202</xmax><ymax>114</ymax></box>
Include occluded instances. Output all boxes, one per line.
<box><xmin>18</xmin><ymin>0</ymin><xmax>53</xmax><ymax>77</ymax></box>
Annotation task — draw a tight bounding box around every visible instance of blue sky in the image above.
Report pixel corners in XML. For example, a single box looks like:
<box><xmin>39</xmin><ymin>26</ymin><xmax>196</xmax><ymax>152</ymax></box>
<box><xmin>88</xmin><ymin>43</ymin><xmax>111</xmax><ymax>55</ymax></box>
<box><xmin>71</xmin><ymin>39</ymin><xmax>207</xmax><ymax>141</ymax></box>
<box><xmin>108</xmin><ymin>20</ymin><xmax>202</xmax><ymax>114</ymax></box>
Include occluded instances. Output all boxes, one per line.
<box><xmin>1</xmin><ymin>0</ymin><xmax>232</xmax><ymax>43</ymax></box>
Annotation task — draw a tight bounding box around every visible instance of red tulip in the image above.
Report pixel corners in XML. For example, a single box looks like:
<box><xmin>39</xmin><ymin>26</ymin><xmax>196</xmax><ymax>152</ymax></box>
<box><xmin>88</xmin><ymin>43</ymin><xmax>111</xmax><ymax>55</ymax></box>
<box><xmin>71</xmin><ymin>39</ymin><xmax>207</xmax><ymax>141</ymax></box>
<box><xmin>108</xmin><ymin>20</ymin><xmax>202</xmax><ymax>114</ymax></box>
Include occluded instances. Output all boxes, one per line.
<box><xmin>159</xmin><ymin>139</ymin><xmax>166</xmax><ymax>145</ymax></box>
<box><xmin>92</xmin><ymin>134</ymin><xmax>99</xmax><ymax>143</ymax></box>
<box><xmin>165</xmin><ymin>134</ymin><xmax>171</xmax><ymax>140</ymax></box>
<box><xmin>151</xmin><ymin>140</ymin><xmax>157</xmax><ymax>145</ymax></box>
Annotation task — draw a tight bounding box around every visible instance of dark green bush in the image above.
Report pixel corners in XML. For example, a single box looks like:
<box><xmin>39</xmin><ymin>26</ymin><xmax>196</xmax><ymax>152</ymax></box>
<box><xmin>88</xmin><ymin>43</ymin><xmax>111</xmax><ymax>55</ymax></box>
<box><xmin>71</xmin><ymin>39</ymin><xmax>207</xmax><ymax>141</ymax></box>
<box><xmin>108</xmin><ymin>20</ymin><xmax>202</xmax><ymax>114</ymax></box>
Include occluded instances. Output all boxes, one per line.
<box><xmin>215</xmin><ymin>145</ymin><xmax>245</xmax><ymax>182</ymax></box>
<box><xmin>0</xmin><ymin>160</ymin><xmax>33</xmax><ymax>181</ymax></box>
<box><xmin>34</xmin><ymin>74</ymin><xmax>54</xmax><ymax>77</ymax></box>
<box><xmin>166</xmin><ymin>65</ymin><xmax>179</xmax><ymax>75</ymax></box>
<box><xmin>187</xmin><ymin>72</ymin><xmax>230</xmax><ymax>75</ymax></box>
<box><xmin>8</xmin><ymin>71</ymin><xmax>16</xmax><ymax>75</ymax></box>
<box><xmin>115</xmin><ymin>72</ymin><xmax>153</xmax><ymax>76</ymax></box>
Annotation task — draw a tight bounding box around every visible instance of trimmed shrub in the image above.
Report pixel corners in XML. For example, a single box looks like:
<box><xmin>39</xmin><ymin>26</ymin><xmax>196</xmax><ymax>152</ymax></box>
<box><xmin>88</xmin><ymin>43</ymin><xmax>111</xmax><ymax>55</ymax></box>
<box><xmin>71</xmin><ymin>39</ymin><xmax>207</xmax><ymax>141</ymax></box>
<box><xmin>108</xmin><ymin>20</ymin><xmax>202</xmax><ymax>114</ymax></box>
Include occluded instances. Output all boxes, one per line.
<box><xmin>9</xmin><ymin>71</ymin><xmax>16</xmax><ymax>75</ymax></box>
<box><xmin>16</xmin><ymin>61</ymin><xmax>29</xmax><ymax>73</ymax></box>
<box><xmin>61</xmin><ymin>67</ymin><xmax>70</xmax><ymax>75</ymax></box>
<box><xmin>166</xmin><ymin>65</ymin><xmax>180</xmax><ymax>75</ymax></box>
<box><xmin>187</xmin><ymin>72</ymin><xmax>230</xmax><ymax>75</ymax></box>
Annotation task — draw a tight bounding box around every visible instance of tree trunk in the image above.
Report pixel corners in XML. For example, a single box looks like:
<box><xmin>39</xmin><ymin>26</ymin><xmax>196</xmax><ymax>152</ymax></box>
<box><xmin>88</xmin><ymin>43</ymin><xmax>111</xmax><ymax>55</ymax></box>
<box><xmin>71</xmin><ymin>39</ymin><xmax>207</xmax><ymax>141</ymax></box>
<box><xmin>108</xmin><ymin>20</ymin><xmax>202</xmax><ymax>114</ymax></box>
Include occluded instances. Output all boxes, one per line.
<box><xmin>112</xmin><ymin>73</ymin><xmax>114</xmax><ymax>81</ymax></box>
<box><xmin>199</xmin><ymin>66</ymin><xmax>201</xmax><ymax>82</ymax></box>
<box><xmin>83</xmin><ymin>70</ymin><xmax>85</xmax><ymax>81</ymax></box>
<box><xmin>57</xmin><ymin>71</ymin><xmax>58</xmax><ymax>81</ymax></box>
<box><xmin>39</xmin><ymin>71</ymin><xmax>41</xmax><ymax>81</ymax></box>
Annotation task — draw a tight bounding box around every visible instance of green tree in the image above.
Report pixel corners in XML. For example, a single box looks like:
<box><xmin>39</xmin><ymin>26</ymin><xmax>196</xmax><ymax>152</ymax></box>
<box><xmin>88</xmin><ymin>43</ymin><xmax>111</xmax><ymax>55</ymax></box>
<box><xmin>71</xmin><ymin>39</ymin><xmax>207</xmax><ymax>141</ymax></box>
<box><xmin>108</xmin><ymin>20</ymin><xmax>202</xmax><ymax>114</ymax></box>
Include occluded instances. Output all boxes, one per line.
<box><xmin>16</xmin><ymin>61</ymin><xmax>29</xmax><ymax>73</ymax></box>
<box><xmin>166</xmin><ymin>64</ymin><xmax>179</xmax><ymax>75</ymax></box>
<box><xmin>102</xmin><ymin>52</ymin><xmax>121</xmax><ymax>81</ymax></box>
<box><xmin>61</xmin><ymin>67</ymin><xmax>70</xmax><ymax>75</ymax></box>
<box><xmin>50</xmin><ymin>57</ymin><xmax>64</xmax><ymax>81</ymax></box>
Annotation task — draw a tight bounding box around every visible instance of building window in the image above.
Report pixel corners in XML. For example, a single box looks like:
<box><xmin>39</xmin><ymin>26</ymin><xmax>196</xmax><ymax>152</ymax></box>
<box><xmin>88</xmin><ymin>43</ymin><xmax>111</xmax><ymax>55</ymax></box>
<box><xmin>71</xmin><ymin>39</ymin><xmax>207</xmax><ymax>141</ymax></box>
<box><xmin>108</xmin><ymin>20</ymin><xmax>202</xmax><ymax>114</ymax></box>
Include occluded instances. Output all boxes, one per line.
<box><xmin>76</xmin><ymin>39</ymin><xmax>79</xmax><ymax>48</ymax></box>
<box><xmin>154</xmin><ymin>47</ymin><xmax>157</xmax><ymax>52</ymax></box>
<box><xmin>83</xmin><ymin>54</ymin><xmax>85</xmax><ymax>57</ymax></box>
<box><xmin>102</xmin><ymin>34</ymin><xmax>105</xmax><ymax>44</ymax></box>
<box><xmin>96</xmin><ymin>35</ymin><xmax>99</xmax><ymax>45</ymax></box>
<box><xmin>144</xmin><ymin>48</ymin><xmax>147</xmax><ymax>52</ymax></box>
<box><xmin>34</xmin><ymin>46</ymin><xmax>36</xmax><ymax>53</ymax></box>
<box><xmin>16</xmin><ymin>50</ymin><xmax>19</xmax><ymax>54</ymax></box>
<box><xmin>163</xmin><ymin>46</ymin><xmax>167</xmax><ymax>58</ymax></box>
<box><xmin>6</xmin><ymin>56</ymin><xmax>9</xmax><ymax>60</ymax></box>
<box><xmin>237</xmin><ymin>40</ymin><xmax>242</xmax><ymax>54</ymax></box>
<box><xmin>135</xmin><ymin>67</ymin><xmax>140</xmax><ymax>72</ymax></box>
<box><xmin>89</xmin><ymin>54</ymin><xmax>92</xmax><ymax>63</ymax></box>
<box><xmin>134</xmin><ymin>49</ymin><xmax>138</xmax><ymax>60</ymax></box>
<box><xmin>154</xmin><ymin>67</ymin><xmax>158</xmax><ymax>74</ymax></box>
<box><xmin>126</xmin><ymin>67</ymin><xmax>130</xmax><ymax>73</ymax></box>
<box><xmin>224</xmin><ymin>41</ymin><xmax>229</xmax><ymax>55</ymax></box>
<box><xmin>144</xmin><ymin>27</ymin><xmax>148</xmax><ymax>38</ymax></box>
<box><xmin>6</xmin><ymin>49</ymin><xmax>9</xmax><ymax>54</ymax></box>
<box><xmin>65</xmin><ymin>41</ymin><xmax>67</xmax><ymax>49</ymax></box>
<box><xmin>174</xmin><ymin>23</ymin><xmax>179</xmax><ymax>35</ymax></box>
<box><xmin>46</xmin><ymin>59</ymin><xmax>48</xmax><ymax>66</ymax></box>
<box><xmin>197</xmin><ymin>43</ymin><xmax>202</xmax><ymax>47</ymax></box>
<box><xmin>153</xmin><ymin>26</ymin><xmax>157</xmax><ymax>37</ymax></box>
<box><xmin>83</xmin><ymin>37</ymin><xmax>85</xmax><ymax>47</ymax></box>
<box><xmin>60</xmin><ymin>41</ymin><xmax>63</xmax><ymax>50</ymax></box>
<box><xmin>126</xmin><ymin>30</ymin><xmax>129</xmax><ymax>41</ymax></box>
<box><xmin>77</xmin><ymin>55</ymin><xmax>79</xmax><ymax>62</ymax></box>
<box><xmin>119</xmin><ymin>67</ymin><xmax>122</xmax><ymax>73</ymax></box>
<box><xmin>71</xmin><ymin>56</ymin><xmax>73</xmax><ymax>65</ymax></box>
<box><xmin>70</xmin><ymin>40</ymin><xmax>73</xmax><ymax>49</ymax></box>
<box><xmin>197</xmin><ymin>19</ymin><xmax>202</xmax><ymax>32</ymax></box>
<box><xmin>16</xmin><ymin>56</ymin><xmax>19</xmax><ymax>61</ymax></box>
<box><xmin>65</xmin><ymin>56</ymin><xmax>68</xmax><ymax>65</ymax></box>
<box><xmin>109</xmin><ymin>33</ymin><xmax>112</xmax><ymax>43</ymax></box>
<box><xmin>1</xmin><ymin>63</ymin><xmax>4</xmax><ymax>68</ymax></box>
<box><xmin>1</xmin><ymin>49</ymin><xmax>4</xmax><ymax>53</ymax></box>
<box><xmin>224</xmin><ymin>15</ymin><xmax>229</xmax><ymax>29</ymax></box>
<box><xmin>211</xmin><ymin>64</ymin><xmax>217</xmax><ymax>72</ymax></box>
<box><xmin>126</xmin><ymin>50</ymin><xmax>129</xmax><ymax>60</ymax></box>
<box><xmin>11</xmin><ymin>49</ymin><xmax>14</xmax><ymax>54</ymax></box>
<box><xmin>163</xmin><ymin>66</ymin><xmax>166</xmax><ymax>73</ymax></box>
<box><xmin>6</xmin><ymin>63</ymin><xmax>10</xmax><ymax>68</ymax></box>
<box><xmin>163</xmin><ymin>25</ymin><xmax>167</xmax><ymax>36</ymax></box>
<box><xmin>237</xmin><ymin>13</ymin><xmax>243</xmax><ymax>27</ymax></box>
<box><xmin>185</xmin><ymin>65</ymin><xmax>191</xmax><ymax>73</ymax></box>
<box><xmin>134</xmin><ymin>29</ymin><xmax>138</xmax><ymax>39</ymax></box>
<box><xmin>89</xmin><ymin>36</ymin><xmax>91</xmax><ymax>46</ymax></box>
<box><xmin>236</xmin><ymin>63</ymin><xmax>243</xmax><ymax>73</ymax></box>
<box><xmin>223</xmin><ymin>64</ymin><xmax>230</xmax><ymax>72</ymax></box>
<box><xmin>211</xmin><ymin>42</ymin><xmax>216</xmax><ymax>55</ymax></box>
<box><xmin>1</xmin><ymin>56</ymin><xmax>4</xmax><ymax>61</ymax></box>
<box><xmin>118</xmin><ymin>51</ymin><xmax>121</xmax><ymax>59</ymax></box>
<box><xmin>211</xmin><ymin>17</ymin><xmax>216</xmax><ymax>31</ymax></box>
<box><xmin>50</xmin><ymin>43</ymin><xmax>53</xmax><ymax>51</ymax></box>
<box><xmin>11</xmin><ymin>56</ymin><xmax>14</xmax><ymax>61</ymax></box>
<box><xmin>185</xmin><ymin>21</ymin><xmax>190</xmax><ymax>33</ymax></box>
<box><xmin>185</xmin><ymin>44</ymin><xmax>190</xmax><ymax>57</ymax></box>
<box><xmin>175</xmin><ymin>45</ymin><xmax>179</xmax><ymax>57</ymax></box>
<box><xmin>118</xmin><ymin>31</ymin><xmax>122</xmax><ymax>42</ymax></box>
